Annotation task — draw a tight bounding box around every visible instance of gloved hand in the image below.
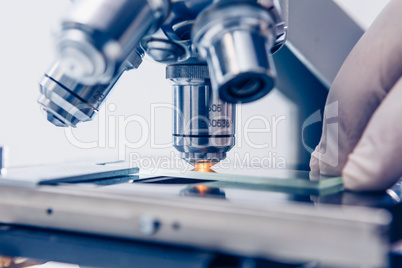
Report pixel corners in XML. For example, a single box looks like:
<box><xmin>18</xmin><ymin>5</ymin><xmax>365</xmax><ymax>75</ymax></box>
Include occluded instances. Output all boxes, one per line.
<box><xmin>310</xmin><ymin>0</ymin><xmax>402</xmax><ymax>191</ymax></box>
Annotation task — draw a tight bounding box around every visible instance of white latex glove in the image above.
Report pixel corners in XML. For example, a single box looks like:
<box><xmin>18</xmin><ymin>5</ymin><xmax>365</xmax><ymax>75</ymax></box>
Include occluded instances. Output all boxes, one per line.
<box><xmin>310</xmin><ymin>0</ymin><xmax>402</xmax><ymax>191</ymax></box>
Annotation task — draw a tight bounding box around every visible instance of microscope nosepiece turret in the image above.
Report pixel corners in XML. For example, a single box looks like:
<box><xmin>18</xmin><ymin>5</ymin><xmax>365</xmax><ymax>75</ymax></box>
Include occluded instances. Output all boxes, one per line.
<box><xmin>38</xmin><ymin>0</ymin><xmax>287</xmax><ymax>166</ymax></box>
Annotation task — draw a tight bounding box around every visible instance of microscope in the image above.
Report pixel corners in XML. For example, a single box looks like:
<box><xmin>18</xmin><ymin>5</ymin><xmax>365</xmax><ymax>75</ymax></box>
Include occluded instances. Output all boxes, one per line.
<box><xmin>37</xmin><ymin>0</ymin><xmax>287</xmax><ymax>168</ymax></box>
<box><xmin>3</xmin><ymin>2</ymin><xmax>402</xmax><ymax>266</ymax></box>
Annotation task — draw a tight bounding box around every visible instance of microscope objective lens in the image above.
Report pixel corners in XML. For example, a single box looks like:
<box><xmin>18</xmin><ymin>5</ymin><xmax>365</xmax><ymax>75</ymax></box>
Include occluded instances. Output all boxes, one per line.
<box><xmin>39</xmin><ymin>0</ymin><xmax>287</xmax><ymax>166</ymax></box>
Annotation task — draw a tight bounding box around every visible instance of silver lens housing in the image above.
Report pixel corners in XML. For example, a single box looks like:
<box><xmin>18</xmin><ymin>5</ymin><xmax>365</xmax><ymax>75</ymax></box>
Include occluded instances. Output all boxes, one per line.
<box><xmin>167</xmin><ymin>63</ymin><xmax>235</xmax><ymax>165</ymax></box>
<box><xmin>56</xmin><ymin>0</ymin><xmax>170</xmax><ymax>85</ymax></box>
<box><xmin>38</xmin><ymin>49</ymin><xmax>143</xmax><ymax>127</ymax></box>
<box><xmin>192</xmin><ymin>0</ymin><xmax>283</xmax><ymax>103</ymax></box>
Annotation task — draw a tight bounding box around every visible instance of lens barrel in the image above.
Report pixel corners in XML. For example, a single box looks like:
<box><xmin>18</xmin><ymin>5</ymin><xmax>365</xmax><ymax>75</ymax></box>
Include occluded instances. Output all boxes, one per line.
<box><xmin>56</xmin><ymin>0</ymin><xmax>169</xmax><ymax>85</ymax></box>
<box><xmin>167</xmin><ymin>63</ymin><xmax>235</xmax><ymax>165</ymax></box>
<box><xmin>38</xmin><ymin>49</ymin><xmax>143</xmax><ymax>127</ymax></box>
<box><xmin>193</xmin><ymin>1</ymin><xmax>279</xmax><ymax>103</ymax></box>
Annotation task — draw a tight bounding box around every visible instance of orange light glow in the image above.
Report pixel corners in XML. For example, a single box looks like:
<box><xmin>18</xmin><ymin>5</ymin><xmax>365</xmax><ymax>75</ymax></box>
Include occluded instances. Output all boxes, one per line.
<box><xmin>195</xmin><ymin>185</ymin><xmax>210</xmax><ymax>195</ymax></box>
<box><xmin>192</xmin><ymin>162</ymin><xmax>215</xmax><ymax>173</ymax></box>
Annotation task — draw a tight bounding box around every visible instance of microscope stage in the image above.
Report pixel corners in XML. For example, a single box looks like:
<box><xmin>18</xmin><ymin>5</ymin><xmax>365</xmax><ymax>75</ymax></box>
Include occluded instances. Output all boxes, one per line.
<box><xmin>0</xmin><ymin>161</ymin><xmax>400</xmax><ymax>267</ymax></box>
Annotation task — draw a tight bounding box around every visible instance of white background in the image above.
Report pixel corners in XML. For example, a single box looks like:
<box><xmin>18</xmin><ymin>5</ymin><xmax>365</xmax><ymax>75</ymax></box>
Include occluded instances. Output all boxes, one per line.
<box><xmin>0</xmin><ymin>0</ymin><xmax>390</xmax><ymax>169</ymax></box>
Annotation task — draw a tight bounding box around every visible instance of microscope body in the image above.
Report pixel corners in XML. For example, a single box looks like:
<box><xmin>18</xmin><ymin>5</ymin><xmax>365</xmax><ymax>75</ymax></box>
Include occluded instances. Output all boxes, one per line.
<box><xmin>38</xmin><ymin>0</ymin><xmax>287</xmax><ymax>166</ymax></box>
